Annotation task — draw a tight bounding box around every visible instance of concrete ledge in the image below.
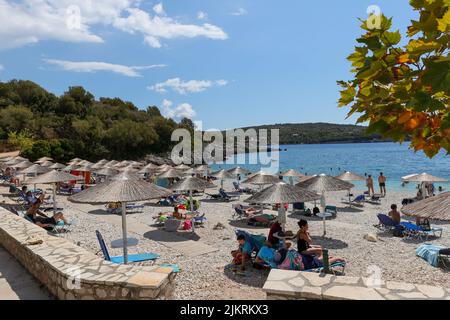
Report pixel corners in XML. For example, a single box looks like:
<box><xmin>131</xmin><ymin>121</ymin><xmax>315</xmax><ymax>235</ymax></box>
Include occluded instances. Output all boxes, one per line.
<box><xmin>263</xmin><ymin>269</ymin><xmax>450</xmax><ymax>300</ymax></box>
<box><xmin>0</xmin><ymin>207</ymin><xmax>176</xmax><ymax>300</ymax></box>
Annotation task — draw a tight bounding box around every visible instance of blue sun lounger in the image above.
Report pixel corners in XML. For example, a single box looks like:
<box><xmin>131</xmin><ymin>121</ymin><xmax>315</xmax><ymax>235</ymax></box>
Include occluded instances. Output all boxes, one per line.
<box><xmin>401</xmin><ymin>222</ymin><xmax>443</xmax><ymax>240</ymax></box>
<box><xmin>96</xmin><ymin>230</ymin><xmax>159</xmax><ymax>264</ymax></box>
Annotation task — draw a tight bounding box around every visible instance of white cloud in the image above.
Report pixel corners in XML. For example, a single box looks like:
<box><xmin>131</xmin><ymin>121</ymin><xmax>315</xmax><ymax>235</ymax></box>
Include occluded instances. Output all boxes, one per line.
<box><xmin>149</xmin><ymin>78</ymin><xmax>228</xmax><ymax>94</ymax></box>
<box><xmin>44</xmin><ymin>59</ymin><xmax>166</xmax><ymax>77</ymax></box>
<box><xmin>161</xmin><ymin>99</ymin><xmax>196</xmax><ymax>119</ymax></box>
<box><xmin>0</xmin><ymin>0</ymin><xmax>227</xmax><ymax>50</ymax></box>
<box><xmin>114</xmin><ymin>8</ymin><xmax>228</xmax><ymax>48</ymax></box>
<box><xmin>230</xmin><ymin>8</ymin><xmax>247</xmax><ymax>16</ymax></box>
<box><xmin>197</xmin><ymin>11</ymin><xmax>208</xmax><ymax>20</ymax></box>
<box><xmin>153</xmin><ymin>2</ymin><xmax>165</xmax><ymax>16</ymax></box>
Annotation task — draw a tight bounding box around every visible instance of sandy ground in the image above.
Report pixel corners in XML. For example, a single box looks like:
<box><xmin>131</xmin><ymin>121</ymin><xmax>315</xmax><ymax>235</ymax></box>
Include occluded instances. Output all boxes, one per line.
<box><xmin>1</xmin><ymin>180</ymin><xmax>449</xmax><ymax>300</ymax></box>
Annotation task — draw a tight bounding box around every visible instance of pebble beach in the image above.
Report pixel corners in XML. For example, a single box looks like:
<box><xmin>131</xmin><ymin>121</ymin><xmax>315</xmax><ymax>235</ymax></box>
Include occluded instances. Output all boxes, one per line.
<box><xmin>1</xmin><ymin>180</ymin><xmax>449</xmax><ymax>300</ymax></box>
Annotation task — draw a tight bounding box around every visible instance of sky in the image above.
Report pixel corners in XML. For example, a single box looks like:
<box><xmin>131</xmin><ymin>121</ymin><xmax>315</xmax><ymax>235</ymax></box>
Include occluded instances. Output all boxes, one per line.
<box><xmin>0</xmin><ymin>0</ymin><xmax>417</xmax><ymax>130</ymax></box>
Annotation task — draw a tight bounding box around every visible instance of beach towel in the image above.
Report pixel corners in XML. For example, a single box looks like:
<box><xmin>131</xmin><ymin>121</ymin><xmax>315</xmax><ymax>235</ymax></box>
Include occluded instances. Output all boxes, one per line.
<box><xmin>278</xmin><ymin>250</ymin><xmax>304</xmax><ymax>271</ymax></box>
<box><xmin>256</xmin><ymin>246</ymin><xmax>277</xmax><ymax>268</ymax></box>
<box><xmin>416</xmin><ymin>244</ymin><xmax>446</xmax><ymax>267</ymax></box>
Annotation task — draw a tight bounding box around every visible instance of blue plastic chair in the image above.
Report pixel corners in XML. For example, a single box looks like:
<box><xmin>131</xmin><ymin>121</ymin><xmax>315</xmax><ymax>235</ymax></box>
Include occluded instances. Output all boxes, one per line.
<box><xmin>95</xmin><ymin>230</ymin><xmax>159</xmax><ymax>264</ymax></box>
<box><xmin>376</xmin><ymin>214</ymin><xmax>399</xmax><ymax>229</ymax></box>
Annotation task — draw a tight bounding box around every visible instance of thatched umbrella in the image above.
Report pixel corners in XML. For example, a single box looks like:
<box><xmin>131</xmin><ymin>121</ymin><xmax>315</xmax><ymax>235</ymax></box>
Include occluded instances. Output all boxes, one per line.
<box><xmin>246</xmin><ymin>182</ymin><xmax>321</xmax><ymax>230</ymax></box>
<box><xmin>403</xmin><ymin>173</ymin><xmax>449</xmax><ymax>183</ymax></box>
<box><xmin>95</xmin><ymin>167</ymin><xmax>119</xmax><ymax>177</ymax></box>
<box><xmin>157</xmin><ymin>168</ymin><xmax>184</xmax><ymax>179</ymax></box>
<box><xmin>157</xmin><ymin>164</ymin><xmax>173</xmax><ymax>172</ymax></box>
<box><xmin>77</xmin><ymin>164</ymin><xmax>93</xmax><ymax>172</ymax></box>
<box><xmin>39</xmin><ymin>160</ymin><xmax>54</xmax><ymax>167</ymax></box>
<box><xmin>105</xmin><ymin>160</ymin><xmax>119</xmax><ymax>167</ymax></box>
<box><xmin>336</xmin><ymin>171</ymin><xmax>365</xmax><ymax>204</ymax></box>
<box><xmin>63</xmin><ymin>164</ymin><xmax>81</xmax><ymax>171</ymax></box>
<box><xmin>70</xmin><ymin>157</ymin><xmax>82</xmax><ymax>162</ymax></box>
<box><xmin>77</xmin><ymin>160</ymin><xmax>92</xmax><ymax>166</ymax></box>
<box><xmin>14</xmin><ymin>160</ymin><xmax>33</xmax><ymax>169</ymax></box>
<box><xmin>242</xmin><ymin>170</ymin><xmax>280</xmax><ymax>185</ymax></box>
<box><xmin>48</xmin><ymin>163</ymin><xmax>66</xmax><ymax>170</ymax></box>
<box><xmin>4</xmin><ymin>158</ymin><xmax>22</xmax><ymax>166</ymax></box>
<box><xmin>211</xmin><ymin>169</ymin><xmax>235</xmax><ymax>189</ymax></box>
<box><xmin>90</xmin><ymin>162</ymin><xmax>105</xmax><ymax>170</ymax></box>
<box><xmin>35</xmin><ymin>157</ymin><xmax>53</xmax><ymax>163</ymax></box>
<box><xmin>280</xmin><ymin>169</ymin><xmax>305</xmax><ymax>185</ymax></box>
<box><xmin>194</xmin><ymin>164</ymin><xmax>210</xmax><ymax>177</ymax></box>
<box><xmin>297</xmin><ymin>174</ymin><xmax>354</xmax><ymax>236</ymax></box>
<box><xmin>170</xmin><ymin>177</ymin><xmax>215</xmax><ymax>231</ymax></box>
<box><xmin>404</xmin><ymin>173</ymin><xmax>449</xmax><ymax>198</ymax></box>
<box><xmin>336</xmin><ymin>171</ymin><xmax>365</xmax><ymax>181</ymax></box>
<box><xmin>69</xmin><ymin>172</ymin><xmax>171</xmax><ymax>263</ymax></box>
<box><xmin>27</xmin><ymin>170</ymin><xmax>84</xmax><ymax>213</ymax></box>
<box><xmin>174</xmin><ymin>164</ymin><xmax>190</xmax><ymax>170</ymax></box>
<box><xmin>20</xmin><ymin>164</ymin><xmax>51</xmax><ymax>190</ymax></box>
<box><xmin>402</xmin><ymin>191</ymin><xmax>450</xmax><ymax>221</ymax></box>
<box><xmin>228</xmin><ymin>166</ymin><xmax>251</xmax><ymax>176</ymax></box>
<box><xmin>20</xmin><ymin>164</ymin><xmax>51</xmax><ymax>175</ymax></box>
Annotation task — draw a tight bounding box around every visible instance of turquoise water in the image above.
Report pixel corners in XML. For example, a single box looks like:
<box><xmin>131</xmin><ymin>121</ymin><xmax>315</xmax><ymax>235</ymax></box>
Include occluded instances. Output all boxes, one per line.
<box><xmin>212</xmin><ymin>142</ymin><xmax>450</xmax><ymax>191</ymax></box>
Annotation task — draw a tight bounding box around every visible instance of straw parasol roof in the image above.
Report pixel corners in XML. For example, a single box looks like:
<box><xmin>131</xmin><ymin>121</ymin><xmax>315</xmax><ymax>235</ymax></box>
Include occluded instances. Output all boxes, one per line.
<box><xmin>336</xmin><ymin>171</ymin><xmax>365</xmax><ymax>181</ymax></box>
<box><xmin>174</xmin><ymin>164</ymin><xmax>190</xmax><ymax>170</ymax></box>
<box><xmin>194</xmin><ymin>164</ymin><xmax>209</xmax><ymax>171</ymax></box>
<box><xmin>211</xmin><ymin>169</ymin><xmax>235</xmax><ymax>180</ymax></box>
<box><xmin>68</xmin><ymin>172</ymin><xmax>171</xmax><ymax>203</ymax></box>
<box><xmin>242</xmin><ymin>171</ymin><xmax>280</xmax><ymax>185</ymax></box>
<box><xmin>105</xmin><ymin>160</ymin><xmax>119</xmax><ymax>167</ymax></box>
<box><xmin>14</xmin><ymin>156</ymin><xmax>27</xmax><ymax>161</ymax></box>
<box><xmin>183</xmin><ymin>167</ymin><xmax>203</xmax><ymax>175</ymax></box>
<box><xmin>245</xmin><ymin>182</ymin><xmax>321</xmax><ymax>204</ymax></box>
<box><xmin>13</xmin><ymin>160</ymin><xmax>33</xmax><ymax>169</ymax></box>
<box><xmin>19</xmin><ymin>164</ymin><xmax>51</xmax><ymax>175</ymax></box>
<box><xmin>157</xmin><ymin>164</ymin><xmax>173</xmax><ymax>171</ymax></box>
<box><xmin>70</xmin><ymin>157</ymin><xmax>82</xmax><ymax>162</ymax></box>
<box><xmin>296</xmin><ymin>174</ymin><xmax>354</xmax><ymax>193</ymax></box>
<box><xmin>36</xmin><ymin>157</ymin><xmax>53</xmax><ymax>163</ymax></box>
<box><xmin>39</xmin><ymin>160</ymin><xmax>54</xmax><ymax>167</ymax></box>
<box><xmin>280</xmin><ymin>169</ymin><xmax>305</xmax><ymax>177</ymax></box>
<box><xmin>169</xmin><ymin>176</ymin><xmax>215</xmax><ymax>191</ymax></box>
<box><xmin>26</xmin><ymin>170</ymin><xmax>84</xmax><ymax>184</ymax></box>
<box><xmin>403</xmin><ymin>173</ymin><xmax>449</xmax><ymax>183</ymax></box>
<box><xmin>77</xmin><ymin>160</ymin><xmax>92</xmax><ymax>166</ymax></box>
<box><xmin>48</xmin><ymin>163</ymin><xmax>66</xmax><ymax>170</ymax></box>
<box><xmin>402</xmin><ymin>173</ymin><xmax>419</xmax><ymax>181</ymax></box>
<box><xmin>5</xmin><ymin>158</ymin><xmax>22</xmax><ymax>166</ymax></box>
<box><xmin>63</xmin><ymin>164</ymin><xmax>81</xmax><ymax>171</ymax></box>
<box><xmin>227</xmin><ymin>166</ymin><xmax>251</xmax><ymax>176</ymax></box>
<box><xmin>90</xmin><ymin>162</ymin><xmax>105</xmax><ymax>170</ymax></box>
<box><xmin>157</xmin><ymin>168</ymin><xmax>184</xmax><ymax>179</ymax></box>
<box><xmin>402</xmin><ymin>191</ymin><xmax>450</xmax><ymax>221</ymax></box>
<box><xmin>77</xmin><ymin>164</ymin><xmax>93</xmax><ymax>172</ymax></box>
<box><xmin>95</xmin><ymin>167</ymin><xmax>119</xmax><ymax>176</ymax></box>
<box><xmin>0</xmin><ymin>156</ymin><xmax>13</xmax><ymax>162</ymax></box>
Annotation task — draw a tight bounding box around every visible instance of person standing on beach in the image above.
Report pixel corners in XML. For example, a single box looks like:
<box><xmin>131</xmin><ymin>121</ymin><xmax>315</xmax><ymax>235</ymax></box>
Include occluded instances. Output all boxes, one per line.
<box><xmin>366</xmin><ymin>175</ymin><xmax>374</xmax><ymax>196</ymax></box>
<box><xmin>378</xmin><ymin>172</ymin><xmax>387</xmax><ymax>196</ymax></box>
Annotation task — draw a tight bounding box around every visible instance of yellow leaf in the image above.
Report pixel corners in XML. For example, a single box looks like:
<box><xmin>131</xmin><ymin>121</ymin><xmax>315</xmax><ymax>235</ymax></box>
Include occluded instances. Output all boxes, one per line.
<box><xmin>398</xmin><ymin>53</ymin><xmax>410</xmax><ymax>64</ymax></box>
<box><xmin>437</xmin><ymin>8</ymin><xmax>450</xmax><ymax>32</ymax></box>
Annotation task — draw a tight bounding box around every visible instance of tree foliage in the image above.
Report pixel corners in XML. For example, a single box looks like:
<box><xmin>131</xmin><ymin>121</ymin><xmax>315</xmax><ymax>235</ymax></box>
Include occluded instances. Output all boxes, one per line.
<box><xmin>0</xmin><ymin>80</ymin><xmax>189</xmax><ymax>162</ymax></box>
<box><xmin>338</xmin><ymin>0</ymin><xmax>450</xmax><ymax>157</ymax></box>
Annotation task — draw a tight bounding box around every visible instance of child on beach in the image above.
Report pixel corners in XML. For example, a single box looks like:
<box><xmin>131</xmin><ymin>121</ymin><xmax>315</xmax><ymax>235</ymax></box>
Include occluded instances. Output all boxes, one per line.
<box><xmin>231</xmin><ymin>234</ymin><xmax>252</xmax><ymax>270</ymax></box>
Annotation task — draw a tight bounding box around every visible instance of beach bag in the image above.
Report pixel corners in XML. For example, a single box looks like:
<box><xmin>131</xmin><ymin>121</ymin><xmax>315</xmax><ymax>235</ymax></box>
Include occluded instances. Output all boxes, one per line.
<box><xmin>183</xmin><ymin>220</ymin><xmax>192</xmax><ymax>231</ymax></box>
<box><xmin>419</xmin><ymin>219</ymin><xmax>431</xmax><ymax>231</ymax></box>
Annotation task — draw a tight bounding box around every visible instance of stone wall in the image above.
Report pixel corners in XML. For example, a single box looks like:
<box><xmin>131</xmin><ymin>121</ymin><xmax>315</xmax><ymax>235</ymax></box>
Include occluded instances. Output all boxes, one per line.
<box><xmin>0</xmin><ymin>207</ymin><xmax>176</xmax><ymax>300</ymax></box>
<box><xmin>263</xmin><ymin>269</ymin><xmax>450</xmax><ymax>300</ymax></box>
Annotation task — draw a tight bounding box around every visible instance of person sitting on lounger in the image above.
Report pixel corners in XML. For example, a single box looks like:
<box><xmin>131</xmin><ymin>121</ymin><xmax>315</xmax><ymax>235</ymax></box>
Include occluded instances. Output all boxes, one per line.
<box><xmin>296</xmin><ymin>219</ymin><xmax>323</xmax><ymax>258</ymax></box>
<box><xmin>255</xmin><ymin>241</ymin><xmax>277</xmax><ymax>269</ymax></box>
<box><xmin>237</xmin><ymin>204</ymin><xmax>259</xmax><ymax>216</ymax></box>
<box><xmin>26</xmin><ymin>199</ymin><xmax>68</xmax><ymax>230</ymax></box>
<box><xmin>268</xmin><ymin>220</ymin><xmax>282</xmax><ymax>247</ymax></box>
<box><xmin>19</xmin><ymin>186</ymin><xmax>28</xmax><ymax>198</ymax></box>
<box><xmin>231</xmin><ymin>234</ymin><xmax>252</xmax><ymax>270</ymax></box>
<box><xmin>388</xmin><ymin>204</ymin><xmax>401</xmax><ymax>225</ymax></box>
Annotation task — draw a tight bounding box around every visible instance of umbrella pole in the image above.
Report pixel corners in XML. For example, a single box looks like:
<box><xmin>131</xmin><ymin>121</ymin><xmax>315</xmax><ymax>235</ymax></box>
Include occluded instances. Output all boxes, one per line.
<box><xmin>221</xmin><ymin>179</ymin><xmax>224</xmax><ymax>190</ymax></box>
<box><xmin>322</xmin><ymin>192</ymin><xmax>326</xmax><ymax>237</ymax></box>
<box><xmin>189</xmin><ymin>189</ymin><xmax>195</xmax><ymax>233</ymax></box>
<box><xmin>122</xmin><ymin>202</ymin><xmax>128</xmax><ymax>264</ymax></box>
<box><xmin>53</xmin><ymin>183</ymin><xmax>57</xmax><ymax>214</ymax></box>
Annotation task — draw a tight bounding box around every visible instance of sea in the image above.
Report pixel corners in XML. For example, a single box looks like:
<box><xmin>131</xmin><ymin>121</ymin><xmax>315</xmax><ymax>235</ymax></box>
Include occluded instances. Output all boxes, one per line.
<box><xmin>211</xmin><ymin>142</ymin><xmax>450</xmax><ymax>192</ymax></box>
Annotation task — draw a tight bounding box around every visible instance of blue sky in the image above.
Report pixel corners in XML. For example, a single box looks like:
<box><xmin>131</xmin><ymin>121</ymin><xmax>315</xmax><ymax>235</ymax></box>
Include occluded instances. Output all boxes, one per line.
<box><xmin>0</xmin><ymin>0</ymin><xmax>417</xmax><ymax>130</ymax></box>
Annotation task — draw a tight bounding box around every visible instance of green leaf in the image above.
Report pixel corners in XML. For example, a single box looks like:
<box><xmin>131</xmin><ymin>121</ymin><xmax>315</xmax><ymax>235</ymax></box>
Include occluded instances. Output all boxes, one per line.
<box><xmin>423</xmin><ymin>61</ymin><xmax>450</xmax><ymax>93</ymax></box>
<box><xmin>382</xmin><ymin>30</ymin><xmax>402</xmax><ymax>46</ymax></box>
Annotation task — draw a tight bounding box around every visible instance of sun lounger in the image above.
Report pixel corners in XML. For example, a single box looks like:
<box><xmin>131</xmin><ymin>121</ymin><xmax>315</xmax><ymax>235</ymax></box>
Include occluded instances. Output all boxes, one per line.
<box><xmin>416</xmin><ymin>244</ymin><xmax>447</xmax><ymax>267</ymax></box>
<box><xmin>365</xmin><ymin>194</ymin><xmax>382</xmax><ymax>205</ymax></box>
<box><xmin>374</xmin><ymin>213</ymin><xmax>399</xmax><ymax>230</ymax></box>
<box><xmin>233</xmin><ymin>182</ymin><xmax>255</xmax><ymax>194</ymax></box>
<box><xmin>439</xmin><ymin>248</ymin><xmax>450</xmax><ymax>268</ymax></box>
<box><xmin>95</xmin><ymin>230</ymin><xmax>159</xmax><ymax>264</ymax></box>
<box><xmin>400</xmin><ymin>222</ymin><xmax>443</xmax><ymax>240</ymax></box>
<box><xmin>232</xmin><ymin>204</ymin><xmax>263</xmax><ymax>219</ymax></box>
<box><xmin>220</xmin><ymin>189</ymin><xmax>240</xmax><ymax>201</ymax></box>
